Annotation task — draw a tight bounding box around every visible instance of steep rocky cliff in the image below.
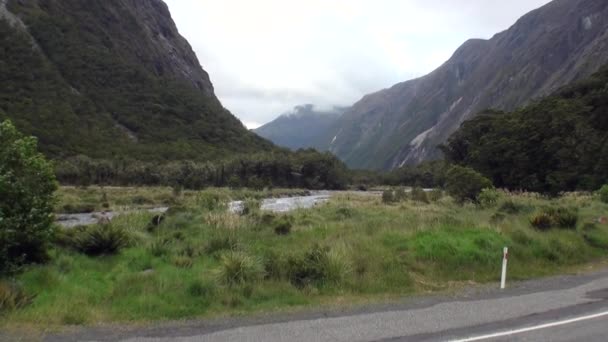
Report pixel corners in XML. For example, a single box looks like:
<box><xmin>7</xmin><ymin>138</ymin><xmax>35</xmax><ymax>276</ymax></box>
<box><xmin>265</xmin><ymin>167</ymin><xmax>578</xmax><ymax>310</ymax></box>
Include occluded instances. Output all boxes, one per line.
<box><xmin>0</xmin><ymin>0</ymin><xmax>273</xmax><ymax>160</ymax></box>
<box><xmin>320</xmin><ymin>0</ymin><xmax>608</xmax><ymax>170</ymax></box>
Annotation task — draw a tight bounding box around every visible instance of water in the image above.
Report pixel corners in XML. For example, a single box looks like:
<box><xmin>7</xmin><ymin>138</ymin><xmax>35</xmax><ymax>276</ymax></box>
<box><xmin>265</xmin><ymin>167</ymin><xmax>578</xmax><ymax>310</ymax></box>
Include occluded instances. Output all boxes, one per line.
<box><xmin>228</xmin><ymin>193</ymin><xmax>331</xmax><ymax>214</ymax></box>
<box><xmin>56</xmin><ymin>207</ymin><xmax>168</xmax><ymax>228</ymax></box>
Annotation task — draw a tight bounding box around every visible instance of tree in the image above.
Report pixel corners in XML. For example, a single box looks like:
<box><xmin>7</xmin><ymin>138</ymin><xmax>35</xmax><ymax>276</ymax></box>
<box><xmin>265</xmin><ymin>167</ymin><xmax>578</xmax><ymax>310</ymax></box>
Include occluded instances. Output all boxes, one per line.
<box><xmin>0</xmin><ymin>120</ymin><xmax>57</xmax><ymax>275</ymax></box>
<box><xmin>445</xmin><ymin>166</ymin><xmax>493</xmax><ymax>203</ymax></box>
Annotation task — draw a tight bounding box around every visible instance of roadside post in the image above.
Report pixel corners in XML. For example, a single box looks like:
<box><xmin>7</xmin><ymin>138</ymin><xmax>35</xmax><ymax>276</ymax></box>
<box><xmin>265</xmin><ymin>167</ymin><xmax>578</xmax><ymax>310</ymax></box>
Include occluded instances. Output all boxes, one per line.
<box><xmin>500</xmin><ymin>247</ymin><xmax>508</xmax><ymax>289</ymax></box>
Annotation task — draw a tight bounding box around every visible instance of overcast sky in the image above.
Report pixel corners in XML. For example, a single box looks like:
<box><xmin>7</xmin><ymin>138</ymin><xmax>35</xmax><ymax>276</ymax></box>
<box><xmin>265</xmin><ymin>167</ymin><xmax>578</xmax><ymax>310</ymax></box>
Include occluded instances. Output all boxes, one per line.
<box><xmin>164</xmin><ymin>0</ymin><xmax>552</xmax><ymax>128</ymax></box>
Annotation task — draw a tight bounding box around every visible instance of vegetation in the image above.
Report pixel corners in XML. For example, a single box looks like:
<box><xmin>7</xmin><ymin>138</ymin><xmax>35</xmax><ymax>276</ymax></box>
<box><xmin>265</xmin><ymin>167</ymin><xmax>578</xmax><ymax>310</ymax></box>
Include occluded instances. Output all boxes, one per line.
<box><xmin>445</xmin><ymin>166</ymin><xmax>494</xmax><ymax>203</ymax></box>
<box><xmin>0</xmin><ymin>121</ymin><xmax>57</xmax><ymax>276</ymax></box>
<box><xmin>2</xmin><ymin>189</ymin><xmax>608</xmax><ymax>326</ymax></box>
<box><xmin>599</xmin><ymin>185</ymin><xmax>608</xmax><ymax>204</ymax></box>
<box><xmin>442</xmin><ymin>66</ymin><xmax>608</xmax><ymax>194</ymax></box>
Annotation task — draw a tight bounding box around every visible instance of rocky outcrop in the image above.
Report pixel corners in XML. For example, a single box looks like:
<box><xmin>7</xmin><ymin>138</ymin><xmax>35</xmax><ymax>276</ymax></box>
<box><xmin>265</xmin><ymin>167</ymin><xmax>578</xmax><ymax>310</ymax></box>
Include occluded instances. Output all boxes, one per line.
<box><xmin>320</xmin><ymin>0</ymin><xmax>608</xmax><ymax>170</ymax></box>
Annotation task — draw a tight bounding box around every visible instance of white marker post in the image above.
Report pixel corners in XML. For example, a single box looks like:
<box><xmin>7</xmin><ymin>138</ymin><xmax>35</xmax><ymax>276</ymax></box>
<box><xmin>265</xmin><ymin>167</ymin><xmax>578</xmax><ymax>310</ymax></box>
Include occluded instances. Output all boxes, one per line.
<box><xmin>500</xmin><ymin>247</ymin><xmax>509</xmax><ymax>289</ymax></box>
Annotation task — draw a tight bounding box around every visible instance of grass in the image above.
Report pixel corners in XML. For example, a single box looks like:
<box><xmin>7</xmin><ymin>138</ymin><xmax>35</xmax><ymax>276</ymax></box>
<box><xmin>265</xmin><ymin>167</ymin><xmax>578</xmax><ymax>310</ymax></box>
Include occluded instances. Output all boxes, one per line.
<box><xmin>54</xmin><ymin>186</ymin><xmax>311</xmax><ymax>213</ymax></box>
<box><xmin>2</xmin><ymin>189</ymin><xmax>608</xmax><ymax>328</ymax></box>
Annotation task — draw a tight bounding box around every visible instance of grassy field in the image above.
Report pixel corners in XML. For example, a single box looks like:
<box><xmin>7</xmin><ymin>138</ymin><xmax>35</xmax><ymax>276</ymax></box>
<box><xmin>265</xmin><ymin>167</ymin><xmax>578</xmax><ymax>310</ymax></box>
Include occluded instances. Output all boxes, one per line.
<box><xmin>2</xmin><ymin>188</ymin><xmax>608</xmax><ymax>328</ymax></box>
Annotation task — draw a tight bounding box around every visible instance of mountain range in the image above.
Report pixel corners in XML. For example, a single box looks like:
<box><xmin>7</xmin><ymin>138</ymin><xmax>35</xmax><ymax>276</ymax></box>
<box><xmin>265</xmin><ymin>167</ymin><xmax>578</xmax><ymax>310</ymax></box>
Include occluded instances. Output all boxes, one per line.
<box><xmin>0</xmin><ymin>0</ymin><xmax>274</xmax><ymax>161</ymax></box>
<box><xmin>253</xmin><ymin>105</ymin><xmax>345</xmax><ymax>150</ymax></box>
<box><xmin>310</xmin><ymin>0</ymin><xmax>608</xmax><ymax>170</ymax></box>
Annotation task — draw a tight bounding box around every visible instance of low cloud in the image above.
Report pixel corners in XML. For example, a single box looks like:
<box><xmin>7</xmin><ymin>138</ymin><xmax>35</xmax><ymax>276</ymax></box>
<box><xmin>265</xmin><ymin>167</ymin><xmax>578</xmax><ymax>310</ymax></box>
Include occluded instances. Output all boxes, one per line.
<box><xmin>165</xmin><ymin>0</ymin><xmax>552</xmax><ymax>127</ymax></box>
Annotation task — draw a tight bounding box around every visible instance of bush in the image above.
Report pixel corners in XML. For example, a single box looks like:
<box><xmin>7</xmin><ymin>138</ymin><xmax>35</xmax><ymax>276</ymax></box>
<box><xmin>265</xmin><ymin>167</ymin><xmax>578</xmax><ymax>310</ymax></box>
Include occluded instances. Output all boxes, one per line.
<box><xmin>599</xmin><ymin>185</ymin><xmax>608</xmax><ymax>203</ymax></box>
<box><xmin>477</xmin><ymin>188</ymin><xmax>501</xmax><ymax>207</ymax></box>
<box><xmin>74</xmin><ymin>225</ymin><xmax>130</xmax><ymax>256</ymax></box>
<box><xmin>410</xmin><ymin>187</ymin><xmax>429</xmax><ymax>203</ymax></box>
<box><xmin>287</xmin><ymin>244</ymin><xmax>350</xmax><ymax>289</ymax></box>
<box><xmin>394</xmin><ymin>188</ymin><xmax>407</xmax><ymax>202</ymax></box>
<box><xmin>445</xmin><ymin>166</ymin><xmax>494</xmax><ymax>203</ymax></box>
<box><xmin>0</xmin><ymin>280</ymin><xmax>33</xmax><ymax>312</ymax></box>
<box><xmin>1</xmin><ymin>120</ymin><xmax>58</xmax><ymax>275</ymax></box>
<box><xmin>382</xmin><ymin>190</ymin><xmax>396</xmax><ymax>204</ymax></box>
<box><xmin>216</xmin><ymin>252</ymin><xmax>264</xmax><ymax>286</ymax></box>
<box><xmin>530</xmin><ymin>207</ymin><xmax>578</xmax><ymax>230</ymax></box>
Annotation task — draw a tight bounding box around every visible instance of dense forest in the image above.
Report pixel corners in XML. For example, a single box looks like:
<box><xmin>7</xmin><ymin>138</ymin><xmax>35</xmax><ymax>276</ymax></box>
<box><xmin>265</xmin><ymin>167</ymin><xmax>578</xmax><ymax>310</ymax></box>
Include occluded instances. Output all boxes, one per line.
<box><xmin>54</xmin><ymin>149</ymin><xmax>349</xmax><ymax>190</ymax></box>
<box><xmin>442</xmin><ymin>65</ymin><xmax>608</xmax><ymax>194</ymax></box>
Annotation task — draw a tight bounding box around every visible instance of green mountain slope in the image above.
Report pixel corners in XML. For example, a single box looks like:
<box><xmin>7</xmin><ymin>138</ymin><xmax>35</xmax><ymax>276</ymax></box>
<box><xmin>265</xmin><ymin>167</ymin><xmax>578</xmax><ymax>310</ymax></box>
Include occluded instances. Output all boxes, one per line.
<box><xmin>443</xmin><ymin>65</ymin><xmax>608</xmax><ymax>194</ymax></box>
<box><xmin>0</xmin><ymin>0</ymin><xmax>274</xmax><ymax>161</ymax></box>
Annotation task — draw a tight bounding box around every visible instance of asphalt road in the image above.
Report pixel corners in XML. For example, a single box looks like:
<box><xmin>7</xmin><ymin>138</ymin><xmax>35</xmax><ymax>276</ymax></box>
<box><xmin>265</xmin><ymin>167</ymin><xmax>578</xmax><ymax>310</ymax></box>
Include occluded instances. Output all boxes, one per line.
<box><xmin>19</xmin><ymin>268</ymin><xmax>608</xmax><ymax>342</ymax></box>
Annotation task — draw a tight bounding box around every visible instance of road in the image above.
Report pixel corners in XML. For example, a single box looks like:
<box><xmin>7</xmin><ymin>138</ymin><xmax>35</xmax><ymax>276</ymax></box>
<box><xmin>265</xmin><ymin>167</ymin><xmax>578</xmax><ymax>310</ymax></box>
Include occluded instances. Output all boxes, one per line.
<box><xmin>32</xmin><ymin>268</ymin><xmax>608</xmax><ymax>342</ymax></box>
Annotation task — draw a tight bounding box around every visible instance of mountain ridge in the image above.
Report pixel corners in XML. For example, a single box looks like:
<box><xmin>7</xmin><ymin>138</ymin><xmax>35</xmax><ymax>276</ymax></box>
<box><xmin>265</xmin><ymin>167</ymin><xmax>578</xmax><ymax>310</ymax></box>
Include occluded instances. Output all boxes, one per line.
<box><xmin>318</xmin><ymin>0</ymin><xmax>608</xmax><ymax>170</ymax></box>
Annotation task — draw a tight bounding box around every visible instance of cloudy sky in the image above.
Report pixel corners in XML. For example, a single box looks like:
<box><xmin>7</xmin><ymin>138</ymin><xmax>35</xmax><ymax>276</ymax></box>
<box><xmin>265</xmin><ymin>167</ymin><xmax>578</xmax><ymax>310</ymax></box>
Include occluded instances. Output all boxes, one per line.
<box><xmin>164</xmin><ymin>0</ymin><xmax>552</xmax><ymax>129</ymax></box>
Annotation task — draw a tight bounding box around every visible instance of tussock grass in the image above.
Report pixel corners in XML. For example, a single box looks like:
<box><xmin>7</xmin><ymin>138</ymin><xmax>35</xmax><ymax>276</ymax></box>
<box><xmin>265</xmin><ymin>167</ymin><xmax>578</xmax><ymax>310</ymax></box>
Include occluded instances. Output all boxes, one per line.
<box><xmin>3</xmin><ymin>189</ymin><xmax>608</xmax><ymax>327</ymax></box>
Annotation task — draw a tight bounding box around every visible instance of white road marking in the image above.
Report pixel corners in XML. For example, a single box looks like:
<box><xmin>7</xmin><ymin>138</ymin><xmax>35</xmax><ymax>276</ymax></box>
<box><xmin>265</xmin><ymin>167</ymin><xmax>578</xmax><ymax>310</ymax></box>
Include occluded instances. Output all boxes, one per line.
<box><xmin>450</xmin><ymin>310</ymin><xmax>608</xmax><ymax>342</ymax></box>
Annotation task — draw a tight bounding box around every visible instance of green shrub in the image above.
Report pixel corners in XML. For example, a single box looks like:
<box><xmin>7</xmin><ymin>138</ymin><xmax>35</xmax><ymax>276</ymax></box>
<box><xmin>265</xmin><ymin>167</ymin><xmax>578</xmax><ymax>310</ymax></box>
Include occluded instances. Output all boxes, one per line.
<box><xmin>216</xmin><ymin>252</ymin><xmax>264</xmax><ymax>286</ymax></box>
<box><xmin>445</xmin><ymin>166</ymin><xmax>494</xmax><ymax>203</ymax></box>
<box><xmin>394</xmin><ymin>188</ymin><xmax>407</xmax><ymax>202</ymax></box>
<box><xmin>273</xmin><ymin>219</ymin><xmax>292</xmax><ymax>236</ymax></box>
<box><xmin>530</xmin><ymin>207</ymin><xmax>578</xmax><ymax>230</ymax></box>
<box><xmin>0</xmin><ymin>280</ymin><xmax>33</xmax><ymax>312</ymax></box>
<box><xmin>498</xmin><ymin>200</ymin><xmax>528</xmax><ymax>214</ymax></box>
<box><xmin>74</xmin><ymin>225</ymin><xmax>130</xmax><ymax>256</ymax></box>
<box><xmin>427</xmin><ymin>189</ymin><xmax>444</xmax><ymax>202</ymax></box>
<box><xmin>242</xmin><ymin>199</ymin><xmax>261</xmax><ymax>216</ymax></box>
<box><xmin>286</xmin><ymin>244</ymin><xmax>350</xmax><ymax>288</ymax></box>
<box><xmin>382</xmin><ymin>190</ymin><xmax>396</xmax><ymax>204</ymax></box>
<box><xmin>599</xmin><ymin>185</ymin><xmax>608</xmax><ymax>203</ymax></box>
<box><xmin>477</xmin><ymin>188</ymin><xmax>501</xmax><ymax>207</ymax></box>
<box><xmin>410</xmin><ymin>187</ymin><xmax>429</xmax><ymax>203</ymax></box>
<box><xmin>1</xmin><ymin>120</ymin><xmax>58</xmax><ymax>275</ymax></box>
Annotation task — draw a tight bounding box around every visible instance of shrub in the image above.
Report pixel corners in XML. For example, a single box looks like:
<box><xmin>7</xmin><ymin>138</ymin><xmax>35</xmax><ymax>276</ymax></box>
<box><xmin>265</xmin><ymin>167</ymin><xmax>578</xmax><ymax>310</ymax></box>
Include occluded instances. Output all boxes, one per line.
<box><xmin>273</xmin><ymin>219</ymin><xmax>292</xmax><ymax>236</ymax></box>
<box><xmin>410</xmin><ymin>187</ymin><xmax>429</xmax><ymax>203</ymax></box>
<box><xmin>530</xmin><ymin>207</ymin><xmax>578</xmax><ymax>230</ymax></box>
<box><xmin>445</xmin><ymin>166</ymin><xmax>493</xmax><ymax>203</ymax></box>
<box><xmin>216</xmin><ymin>252</ymin><xmax>264</xmax><ymax>286</ymax></box>
<box><xmin>427</xmin><ymin>189</ymin><xmax>443</xmax><ymax>202</ymax></box>
<box><xmin>382</xmin><ymin>190</ymin><xmax>396</xmax><ymax>204</ymax></box>
<box><xmin>0</xmin><ymin>280</ymin><xmax>33</xmax><ymax>312</ymax></box>
<box><xmin>599</xmin><ymin>185</ymin><xmax>608</xmax><ymax>203</ymax></box>
<box><xmin>498</xmin><ymin>200</ymin><xmax>528</xmax><ymax>214</ymax></box>
<box><xmin>287</xmin><ymin>244</ymin><xmax>350</xmax><ymax>288</ymax></box>
<box><xmin>1</xmin><ymin>120</ymin><xmax>58</xmax><ymax>275</ymax></box>
<box><xmin>74</xmin><ymin>225</ymin><xmax>130</xmax><ymax>256</ymax></box>
<box><xmin>241</xmin><ymin>199</ymin><xmax>261</xmax><ymax>216</ymax></box>
<box><xmin>394</xmin><ymin>188</ymin><xmax>407</xmax><ymax>202</ymax></box>
<box><xmin>477</xmin><ymin>188</ymin><xmax>501</xmax><ymax>207</ymax></box>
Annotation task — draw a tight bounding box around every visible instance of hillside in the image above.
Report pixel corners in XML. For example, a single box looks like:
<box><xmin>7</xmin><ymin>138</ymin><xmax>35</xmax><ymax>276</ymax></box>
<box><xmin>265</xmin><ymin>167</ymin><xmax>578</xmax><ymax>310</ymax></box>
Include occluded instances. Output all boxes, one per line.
<box><xmin>318</xmin><ymin>0</ymin><xmax>608</xmax><ymax>169</ymax></box>
<box><xmin>442</xmin><ymin>64</ymin><xmax>608</xmax><ymax>194</ymax></box>
<box><xmin>254</xmin><ymin>105</ymin><xmax>345</xmax><ymax>150</ymax></box>
<box><xmin>0</xmin><ymin>0</ymin><xmax>274</xmax><ymax>161</ymax></box>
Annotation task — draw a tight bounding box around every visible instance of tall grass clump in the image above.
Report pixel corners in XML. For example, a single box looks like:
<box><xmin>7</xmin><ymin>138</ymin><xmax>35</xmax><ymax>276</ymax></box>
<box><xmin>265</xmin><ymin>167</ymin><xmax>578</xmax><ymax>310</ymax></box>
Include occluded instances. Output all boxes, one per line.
<box><xmin>241</xmin><ymin>199</ymin><xmax>261</xmax><ymax>216</ymax></box>
<box><xmin>216</xmin><ymin>252</ymin><xmax>264</xmax><ymax>286</ymax></box>
<box><xmin>73</xmin><ymin>225</ymin><xmax>131</xmax><ymax>256</ymax></box>
<box><xmin>0</xmin><ymin>280</ymin><xmax>33</xmax><ymax>312</ymax></box>
<box><xmin>205</xmin><ymin>234</ymin><xmax>239</xmax><ymax>257</ymax></box>
<box><xmin>382</xmin><ymin>190</ymin><xmax>396</xmax><ymax>204</ymax></box>
<box><xmin>410</xmin><ymin>187</ymin><xmax>429</xmax><ymax>203</ymax></box>
<box><xmin>598</xmin><ymin>185</ymin><xmax>608</xmax><ymax>204</ymax></box>
<box><xmin>287</xmin><ymin>244</ymin><xmax>351</xmax><ymax>289</ymax></box>
<box><xmin>530</xmin><ymin>207</ymin><xmax>578</xmax><ymax>230</ymax></box>
<box><xmin>477</xmin><ymin>188</ymin><xmax>502</xmax><ymax>208</ymax></box>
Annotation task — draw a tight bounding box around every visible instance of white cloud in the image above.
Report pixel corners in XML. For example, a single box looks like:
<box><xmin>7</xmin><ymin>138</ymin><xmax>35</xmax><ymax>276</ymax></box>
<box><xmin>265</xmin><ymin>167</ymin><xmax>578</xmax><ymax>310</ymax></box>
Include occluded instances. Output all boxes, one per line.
<box><xmin>164</xmin><ymin>0</ymin><xmax>553</xmax><ymax>126</ymax></box>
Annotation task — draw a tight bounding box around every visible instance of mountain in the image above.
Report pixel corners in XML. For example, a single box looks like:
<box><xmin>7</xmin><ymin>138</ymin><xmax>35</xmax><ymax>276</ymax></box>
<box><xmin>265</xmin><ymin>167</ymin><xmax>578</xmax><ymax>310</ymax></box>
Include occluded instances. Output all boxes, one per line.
<box><xmin>0</xmin><ymin>0</ymin><xmax>274</xmax><ymax>161</ymax></box>
<box><xmin>319</xmin><ymin>0</ymin><xmax>608</xmax><ymax>170</ymax></box>
<box><xmin>443</xmin><ymin>64</ymin><xmax>608</xmax><ymax>194</ymax></box>
<box><xmin>254</xmin><ymin>105</ymin><xmax>345</xmax><ymax>150</ymax></box>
